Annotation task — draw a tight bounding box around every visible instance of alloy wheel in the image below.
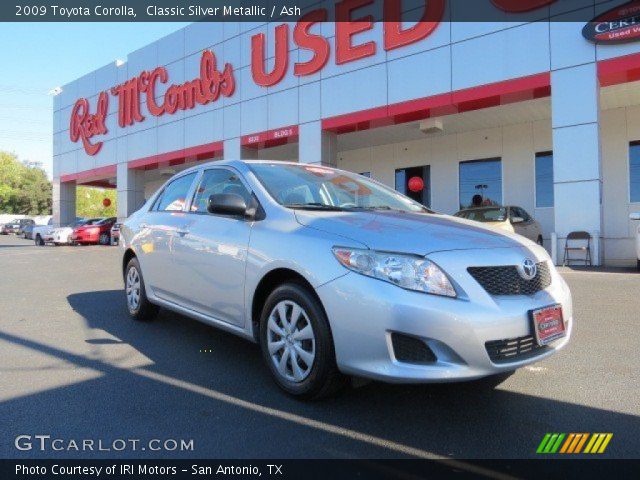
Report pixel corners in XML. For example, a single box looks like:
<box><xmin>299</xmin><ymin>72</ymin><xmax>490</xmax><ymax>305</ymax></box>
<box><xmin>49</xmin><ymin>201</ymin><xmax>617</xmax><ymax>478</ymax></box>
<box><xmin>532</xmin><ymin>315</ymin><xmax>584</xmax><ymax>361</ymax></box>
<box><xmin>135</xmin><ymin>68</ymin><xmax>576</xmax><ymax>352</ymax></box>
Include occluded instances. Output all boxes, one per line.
<box><xmin>126</xmin><ymin>266</ymin><xmax>141</xmax><ymax>312</ymax></box>
<box><xmin>267</xmin><ymin>300</ymin><xmax>316</xmax><ymax>383</ymax></box>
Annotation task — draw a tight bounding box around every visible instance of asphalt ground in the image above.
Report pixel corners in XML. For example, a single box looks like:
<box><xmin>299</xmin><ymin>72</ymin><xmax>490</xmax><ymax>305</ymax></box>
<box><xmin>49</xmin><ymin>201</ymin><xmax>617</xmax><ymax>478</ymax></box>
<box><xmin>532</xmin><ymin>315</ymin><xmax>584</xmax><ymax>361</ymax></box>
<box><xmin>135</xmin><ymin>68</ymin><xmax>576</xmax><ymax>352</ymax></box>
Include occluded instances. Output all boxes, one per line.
<box><xmin>0</xmin><ymin>234</ymin><xmax>638</xmax><ymax>460</ymax></box>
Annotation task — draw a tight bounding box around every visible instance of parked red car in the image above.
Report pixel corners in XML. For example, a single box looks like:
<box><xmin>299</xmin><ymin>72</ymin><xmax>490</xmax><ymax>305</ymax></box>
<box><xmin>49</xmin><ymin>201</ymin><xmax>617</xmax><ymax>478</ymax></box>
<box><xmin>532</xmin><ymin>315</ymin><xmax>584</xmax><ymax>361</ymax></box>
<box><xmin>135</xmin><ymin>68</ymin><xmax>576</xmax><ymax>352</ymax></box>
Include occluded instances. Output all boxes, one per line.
<box><xmin>71</xmin><ymin>217</ymin><xmax>117</xmax><ymax>245</ymax></box>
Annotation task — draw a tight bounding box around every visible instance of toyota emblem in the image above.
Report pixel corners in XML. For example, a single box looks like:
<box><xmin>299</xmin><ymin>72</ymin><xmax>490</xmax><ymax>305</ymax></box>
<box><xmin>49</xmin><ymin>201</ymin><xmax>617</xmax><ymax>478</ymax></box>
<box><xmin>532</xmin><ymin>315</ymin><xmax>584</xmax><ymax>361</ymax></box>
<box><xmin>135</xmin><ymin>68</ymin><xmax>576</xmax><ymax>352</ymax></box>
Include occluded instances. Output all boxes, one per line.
<box><xmin>518</xmin><ymin>259</ymin><xmax>537</xmax><ymax>281</ymax></box>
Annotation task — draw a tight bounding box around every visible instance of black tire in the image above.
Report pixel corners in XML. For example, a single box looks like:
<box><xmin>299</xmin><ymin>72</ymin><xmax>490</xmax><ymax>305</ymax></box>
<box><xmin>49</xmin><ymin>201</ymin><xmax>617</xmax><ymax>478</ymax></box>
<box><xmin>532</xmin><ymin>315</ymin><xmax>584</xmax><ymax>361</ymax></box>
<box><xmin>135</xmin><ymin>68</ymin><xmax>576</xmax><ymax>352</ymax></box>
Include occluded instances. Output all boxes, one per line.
<box><xmin>35</xmin><ymin>235</ymin><xmax>44</xmax><ymax>246</ymax></box>
<box><xmin>259</xmin><ymin>282</ymin><xmax>347</xmax><ymax>400</ymax></box>
<box><xmin>99</xmin><ymin>233</ymin><xmax>110</xmax><ymax>245</ymax></box>
<box><xmin>537</xmin><ymin>235</ymin><xmax>544</xmax><ymax>246</ymax></box>
<box><xmin>637</xmin><ymin>259</ymin><xmax>640</xmax><ymax>272</ymax></box>
<box><xmin>124</xmin><ymin>257</ymin><xmax>158</xmax><ymax>321</ymax></box>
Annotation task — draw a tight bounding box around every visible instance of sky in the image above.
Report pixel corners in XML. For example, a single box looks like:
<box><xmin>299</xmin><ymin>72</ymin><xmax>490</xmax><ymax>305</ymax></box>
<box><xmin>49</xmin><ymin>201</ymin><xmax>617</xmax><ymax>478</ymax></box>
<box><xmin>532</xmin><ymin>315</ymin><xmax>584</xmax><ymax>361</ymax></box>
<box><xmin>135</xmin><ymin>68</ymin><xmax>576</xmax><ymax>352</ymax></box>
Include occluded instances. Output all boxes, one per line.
<box><xmin>0</xmin><ymin>22</ymin><xmax>190</xmax><ymax>178</ymax></box>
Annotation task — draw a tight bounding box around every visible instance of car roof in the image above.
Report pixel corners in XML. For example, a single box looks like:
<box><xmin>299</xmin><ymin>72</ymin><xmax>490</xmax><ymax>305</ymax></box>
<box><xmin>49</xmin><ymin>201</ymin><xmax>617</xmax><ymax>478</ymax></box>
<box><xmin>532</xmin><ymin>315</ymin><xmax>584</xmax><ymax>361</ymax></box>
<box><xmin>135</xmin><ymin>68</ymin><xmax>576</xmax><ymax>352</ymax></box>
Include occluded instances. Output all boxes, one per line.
<box><xmin>457</xmin><ymin>206</ymin><xmax>510</xmax><ymax>212</ymax></box>
<box><xmin>176</xmin><ymin>159</ymin><xmax>316</xmax><ymax>176</ymax></box>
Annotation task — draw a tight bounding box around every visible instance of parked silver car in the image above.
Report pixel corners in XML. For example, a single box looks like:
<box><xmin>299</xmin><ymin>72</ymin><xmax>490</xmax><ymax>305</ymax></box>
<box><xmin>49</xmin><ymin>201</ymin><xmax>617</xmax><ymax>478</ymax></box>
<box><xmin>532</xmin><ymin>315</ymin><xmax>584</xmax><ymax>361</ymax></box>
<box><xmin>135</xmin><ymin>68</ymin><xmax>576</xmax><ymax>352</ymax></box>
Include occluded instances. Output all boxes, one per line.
<box><xmin>120</xmin><ymin>161</ymin><xmax>573</xmax><ymax>399</ymax></box>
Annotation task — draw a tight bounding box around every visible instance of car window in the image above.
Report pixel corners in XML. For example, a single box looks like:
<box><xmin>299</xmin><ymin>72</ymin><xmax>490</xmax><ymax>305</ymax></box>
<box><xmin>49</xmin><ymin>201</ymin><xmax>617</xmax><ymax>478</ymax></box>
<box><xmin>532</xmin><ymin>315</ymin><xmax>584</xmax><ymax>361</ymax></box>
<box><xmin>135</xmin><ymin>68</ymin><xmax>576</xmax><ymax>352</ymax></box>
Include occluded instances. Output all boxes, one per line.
<box><xmin>250</xmin><ymin>163</ymin><xmax>431</xmax><ymax>213</ymax></box>
<box><xmin>154</xmin><ymin>173</ymin><xmax>197</xmax><ymax>212</ymax></box>
<box><xmin>456</xmin><ymin>208</ymin><xmax>507</xmax><ymax>222</ymax></box>
<box><xmin>511</xmin><ymin>207</ymin><xmax>531</xmax><ymax>222</ymax></box>
<box><xmin>191</xmin><ymin>169</ymin><xmax>252</xmax><ymax>213</ymax></box>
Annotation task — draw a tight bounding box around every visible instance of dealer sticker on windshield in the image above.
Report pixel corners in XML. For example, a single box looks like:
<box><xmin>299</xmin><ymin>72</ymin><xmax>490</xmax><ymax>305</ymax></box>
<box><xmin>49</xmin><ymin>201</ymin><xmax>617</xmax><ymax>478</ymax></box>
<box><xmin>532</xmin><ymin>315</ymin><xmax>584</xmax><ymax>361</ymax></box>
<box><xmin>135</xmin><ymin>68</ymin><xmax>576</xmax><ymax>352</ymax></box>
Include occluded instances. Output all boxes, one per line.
<box><xmin>531</xmin><ymin>304</ymin><xmax>565</xmax><ymax>346</ymax></box>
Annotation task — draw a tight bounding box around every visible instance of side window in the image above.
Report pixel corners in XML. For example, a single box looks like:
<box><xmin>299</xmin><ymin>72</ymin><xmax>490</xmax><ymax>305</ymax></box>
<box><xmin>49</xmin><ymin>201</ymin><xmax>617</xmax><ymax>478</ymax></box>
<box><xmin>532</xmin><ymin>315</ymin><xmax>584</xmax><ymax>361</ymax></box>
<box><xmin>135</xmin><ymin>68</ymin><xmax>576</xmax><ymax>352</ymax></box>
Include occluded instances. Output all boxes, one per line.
<box><xmin>191</xmin><ymin>169</ymin><xmax>252</xmax><ymax>213</ymax></box>
<box><xmin>153</xmin><ymin>173</ymin><xmax>197</xmax><ymax>212</ymax></box>
<box><xmin>511</xmin><ymin>207</ymin><xmax>530</xmax><ymax>222</ymax></box>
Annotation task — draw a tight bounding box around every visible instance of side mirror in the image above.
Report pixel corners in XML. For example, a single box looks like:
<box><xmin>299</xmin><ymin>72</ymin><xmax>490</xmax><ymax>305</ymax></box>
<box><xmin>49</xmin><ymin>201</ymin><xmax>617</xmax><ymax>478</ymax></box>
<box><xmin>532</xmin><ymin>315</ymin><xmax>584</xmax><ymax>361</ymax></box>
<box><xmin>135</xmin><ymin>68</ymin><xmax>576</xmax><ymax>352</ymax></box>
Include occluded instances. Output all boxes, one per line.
<box><xmin>511</xmin><ymin>216</ymin><xmax>524</xmax><ymax>224</ymax></box>
<box><xmin>630</xmin><ymin>213</ymin><xmax>640</xmax><ymax>221</ymax></box>
<box><xmin>207</xmin><ymin>194</ymin><xmax>248</xmax><ymax>217</ymax></box>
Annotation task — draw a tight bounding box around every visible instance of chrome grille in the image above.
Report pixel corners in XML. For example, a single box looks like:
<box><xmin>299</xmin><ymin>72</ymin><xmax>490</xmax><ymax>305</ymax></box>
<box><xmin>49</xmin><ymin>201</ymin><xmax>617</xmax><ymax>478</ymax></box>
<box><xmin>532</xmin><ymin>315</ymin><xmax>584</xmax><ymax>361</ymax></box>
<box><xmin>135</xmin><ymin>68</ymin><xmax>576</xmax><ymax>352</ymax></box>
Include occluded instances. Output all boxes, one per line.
<box><xmin>467</xmin><ymin>262</ymin><xmax>551</xmax><ymax>296</ymax></box>
<box><xmin>485</xmin><ymin>335</ymin><xmax>548</xmax><ymax>363</ymax></box>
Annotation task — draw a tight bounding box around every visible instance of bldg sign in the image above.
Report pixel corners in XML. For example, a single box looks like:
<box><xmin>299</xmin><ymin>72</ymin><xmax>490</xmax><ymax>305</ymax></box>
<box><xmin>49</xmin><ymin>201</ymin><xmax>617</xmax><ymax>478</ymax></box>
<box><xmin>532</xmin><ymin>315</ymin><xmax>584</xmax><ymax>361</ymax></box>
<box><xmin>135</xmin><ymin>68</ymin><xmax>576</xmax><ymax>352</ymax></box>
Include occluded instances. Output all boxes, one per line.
<box><xmin>583</xmin><ymin>1</ymin><xmax>640</xmax><ymax>44</ymax></box>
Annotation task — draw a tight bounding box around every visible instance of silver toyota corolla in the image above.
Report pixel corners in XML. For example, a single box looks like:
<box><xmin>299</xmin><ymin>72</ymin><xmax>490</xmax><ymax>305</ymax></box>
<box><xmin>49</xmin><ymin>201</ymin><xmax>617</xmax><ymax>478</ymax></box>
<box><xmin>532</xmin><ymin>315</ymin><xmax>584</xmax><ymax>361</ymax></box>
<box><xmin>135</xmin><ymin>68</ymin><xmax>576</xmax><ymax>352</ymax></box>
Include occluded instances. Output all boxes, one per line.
<box><xmin>120</xmin><ymin>160</ymin><xmax>572</xmax><ymax>399</ymax></box>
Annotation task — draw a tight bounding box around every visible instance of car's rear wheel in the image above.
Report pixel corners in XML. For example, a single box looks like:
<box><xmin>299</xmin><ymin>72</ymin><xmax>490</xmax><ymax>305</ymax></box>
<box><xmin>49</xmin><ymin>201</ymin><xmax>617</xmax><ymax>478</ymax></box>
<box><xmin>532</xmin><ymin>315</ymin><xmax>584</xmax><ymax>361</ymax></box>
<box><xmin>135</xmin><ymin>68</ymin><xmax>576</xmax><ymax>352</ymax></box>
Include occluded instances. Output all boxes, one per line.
<box><xmin>35</xmin><ymin>235</ymin><xmax>44</xmax><ymax>246</ymax></box>
<box><xmin>124</xmin><ymin>257</ymin><xmax>158</xmax><ymax>321</ymax></box>
<box><xmin>259</xmin><ymin>283</ymin><xmax>346</xmax><ymax>399</ymax></box>
<box><xmin>99</xmin><ymin>233</ymin><xmax>110</xmax><ymax>245</ymax></box>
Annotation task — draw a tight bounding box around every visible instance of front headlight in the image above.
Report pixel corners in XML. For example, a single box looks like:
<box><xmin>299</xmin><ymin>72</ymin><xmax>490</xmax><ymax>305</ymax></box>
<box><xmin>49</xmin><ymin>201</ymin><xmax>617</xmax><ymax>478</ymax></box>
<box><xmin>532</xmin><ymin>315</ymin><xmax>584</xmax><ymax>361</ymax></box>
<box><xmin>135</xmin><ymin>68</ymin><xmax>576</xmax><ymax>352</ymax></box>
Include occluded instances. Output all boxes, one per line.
<box><xmin>332</xmin><ymin>247</ymin><xmax>457</xmax><ymax>298</ymax></box>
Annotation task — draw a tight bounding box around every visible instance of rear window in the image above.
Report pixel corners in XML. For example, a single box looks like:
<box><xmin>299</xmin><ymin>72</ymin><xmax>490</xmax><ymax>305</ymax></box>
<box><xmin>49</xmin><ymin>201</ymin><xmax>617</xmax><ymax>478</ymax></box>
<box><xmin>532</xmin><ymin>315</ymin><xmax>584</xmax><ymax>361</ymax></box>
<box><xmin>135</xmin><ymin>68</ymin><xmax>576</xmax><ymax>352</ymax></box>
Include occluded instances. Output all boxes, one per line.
<box><xmin>455</xmin><ymin>208</ymin><xmax>507</xmax><ymax>222</ymax></box>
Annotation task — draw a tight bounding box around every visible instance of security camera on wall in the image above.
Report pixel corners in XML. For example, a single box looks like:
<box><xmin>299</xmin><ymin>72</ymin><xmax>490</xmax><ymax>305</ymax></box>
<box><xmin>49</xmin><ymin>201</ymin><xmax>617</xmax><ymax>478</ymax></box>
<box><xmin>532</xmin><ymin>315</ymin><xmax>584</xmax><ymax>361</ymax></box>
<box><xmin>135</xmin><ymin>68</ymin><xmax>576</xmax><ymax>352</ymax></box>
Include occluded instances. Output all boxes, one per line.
<box><xmin>159</xmin><ymin>168</ymin><xmax>176</xmax><ymax>177</ymax></box>
<box><xmin>419</xmin><ymin>119</ymin><xmax>444</xmax><ymax>135</ymax></box>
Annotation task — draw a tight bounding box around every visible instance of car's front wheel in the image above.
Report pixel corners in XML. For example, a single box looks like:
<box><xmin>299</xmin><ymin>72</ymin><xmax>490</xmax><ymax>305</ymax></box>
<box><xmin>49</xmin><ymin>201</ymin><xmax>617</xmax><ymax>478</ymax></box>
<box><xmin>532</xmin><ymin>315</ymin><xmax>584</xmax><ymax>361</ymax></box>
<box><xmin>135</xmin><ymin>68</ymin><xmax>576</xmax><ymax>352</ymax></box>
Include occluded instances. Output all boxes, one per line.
<box><xmin>35</xmin><ymin>235</ymin><xmax>44</xmax><ymax>246</ymax></box>
<box><xmin>124</xmin><ymin>257</ymin><xmax>158</xmax><ymax>321</ymax></box>
<box><xmin>259</xmin><ymin>283</ymin><xmax>346</xmax><ymax>399</ymax></box>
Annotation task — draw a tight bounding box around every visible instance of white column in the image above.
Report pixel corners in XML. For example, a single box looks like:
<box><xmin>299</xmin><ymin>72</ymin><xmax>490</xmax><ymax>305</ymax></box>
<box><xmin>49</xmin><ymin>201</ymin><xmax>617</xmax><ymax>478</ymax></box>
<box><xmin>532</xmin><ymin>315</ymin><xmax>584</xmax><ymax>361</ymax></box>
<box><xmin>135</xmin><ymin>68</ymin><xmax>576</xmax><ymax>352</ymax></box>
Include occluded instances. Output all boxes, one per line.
<box><xmin>298</xmin><ymin>121</ymin><xmax>337</xmax><ymax>166</ymax></box>
<box><xmin>116</xmin><ymin>163</ymin><xmax>145</xmax><ymax>220</ymax></box>
<box><xmin>224</xmin><ymin>137</ymin><xmax>257</xmax><ymax>160</ymax></box>
<box><xmin>52</xmin><ymin>180</ymin><xmax>76</xmax><ymax>226</ymax></box>
<box><xmin>550</xmin><ymin>62</ymin><xmax>602</xmax><ymax>265</ymax></box>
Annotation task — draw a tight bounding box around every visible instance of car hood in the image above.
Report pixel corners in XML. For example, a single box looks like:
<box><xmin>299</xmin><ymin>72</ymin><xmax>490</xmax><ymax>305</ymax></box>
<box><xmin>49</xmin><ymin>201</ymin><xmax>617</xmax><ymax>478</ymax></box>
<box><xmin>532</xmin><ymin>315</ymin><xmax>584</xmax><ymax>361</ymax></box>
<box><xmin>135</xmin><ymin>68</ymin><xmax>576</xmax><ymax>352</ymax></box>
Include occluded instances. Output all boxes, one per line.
<box><xmin>294</xmin><ymin>210</ymin><xmax>534</xmax><ymax>255</ymax></box>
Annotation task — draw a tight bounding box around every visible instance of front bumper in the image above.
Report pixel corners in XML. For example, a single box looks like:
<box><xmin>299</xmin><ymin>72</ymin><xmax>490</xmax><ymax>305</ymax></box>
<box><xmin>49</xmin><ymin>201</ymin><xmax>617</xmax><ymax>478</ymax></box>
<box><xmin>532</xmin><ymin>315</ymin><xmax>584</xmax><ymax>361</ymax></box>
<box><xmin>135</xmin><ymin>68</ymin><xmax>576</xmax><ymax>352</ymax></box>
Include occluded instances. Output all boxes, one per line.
<box><xmin>71</xmin><ymin>233</ymin><xmax>99</xmax><ymax>243</ymax></box>
<box><xmin>316</xmin><ymin>246</ymin><xmax>572</xmax><ymax>383</ymax></box>
<box><xmin>48</xmin><ymin>232</ymin><xmax>72</xmax><ymax>244</ymax></box>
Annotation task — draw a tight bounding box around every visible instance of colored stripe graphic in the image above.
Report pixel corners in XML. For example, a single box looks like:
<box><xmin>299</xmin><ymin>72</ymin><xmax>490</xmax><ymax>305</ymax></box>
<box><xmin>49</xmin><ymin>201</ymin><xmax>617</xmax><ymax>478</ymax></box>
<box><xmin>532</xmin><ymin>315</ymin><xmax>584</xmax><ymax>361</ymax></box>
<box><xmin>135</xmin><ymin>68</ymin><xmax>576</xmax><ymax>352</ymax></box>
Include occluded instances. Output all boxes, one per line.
<box><xmin>537</xmin><ymin>433</ymin><xmax>565</xmax><ymax>453</ymax></box>
<box><xmin>584</xmin><ymin>433</ymin><xmax>613</xmax><ymax>454</ymax></box>
<box><xmin>538</xmin><ymin>433</ymin><xmax>612</xmax><ymax>454</ymax></box>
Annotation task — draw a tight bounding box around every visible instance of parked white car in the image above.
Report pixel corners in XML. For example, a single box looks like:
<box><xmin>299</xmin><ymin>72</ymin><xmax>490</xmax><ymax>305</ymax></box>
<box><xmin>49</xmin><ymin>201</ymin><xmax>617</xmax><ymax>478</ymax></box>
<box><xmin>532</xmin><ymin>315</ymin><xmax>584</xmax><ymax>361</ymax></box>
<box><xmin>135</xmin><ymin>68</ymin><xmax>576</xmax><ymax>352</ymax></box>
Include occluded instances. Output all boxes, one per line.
<box><xmin>32</xmin><ymin>219</ymin><xmax>54</xmax><ymax>246</ymax></box>
<box><xmin>34</xmin><ymin>218</ymin><xmax>89</xmax><ymax>246</ymax></box>
<box><xmin>631</xmin><ymin>213</ymin><xmax>640</xmax><ymax>270</ymax></box>
<box><xmin>454</xmin><ymin>206</ymin><xmax>544</xmax><ymax>245</ymax></box>
<box><xmin>45</xmin><ymin>220</ymin><xmax>85</xmax><ymax>245</ymax></box>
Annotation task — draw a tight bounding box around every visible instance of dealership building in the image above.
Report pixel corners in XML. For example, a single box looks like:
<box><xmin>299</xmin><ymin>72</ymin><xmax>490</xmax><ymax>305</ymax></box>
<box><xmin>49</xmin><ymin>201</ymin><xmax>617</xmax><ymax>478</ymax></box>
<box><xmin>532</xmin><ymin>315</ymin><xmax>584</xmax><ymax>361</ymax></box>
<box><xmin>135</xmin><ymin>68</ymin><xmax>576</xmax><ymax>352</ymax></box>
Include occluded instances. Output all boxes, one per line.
<box><xmin>53</xmin><ymin>1</ymin><xmax>640</xmax><ymax>266</ymax></box>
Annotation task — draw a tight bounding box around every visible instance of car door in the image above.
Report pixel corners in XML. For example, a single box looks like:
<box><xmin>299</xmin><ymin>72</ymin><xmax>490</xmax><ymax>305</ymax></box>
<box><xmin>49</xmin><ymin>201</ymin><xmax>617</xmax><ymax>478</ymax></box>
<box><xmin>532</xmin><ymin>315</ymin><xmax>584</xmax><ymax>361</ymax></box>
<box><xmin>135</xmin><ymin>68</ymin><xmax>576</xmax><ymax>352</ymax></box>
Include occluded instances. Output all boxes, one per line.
<box><xmin>170</xmin><ymin>167</ymin><xmax>254</xmax><ymax>327</ymax></box>
<box><xmin>137</xmin><ymin>172</ymin><xmax>198</xmax><ymax>303</ymax></box>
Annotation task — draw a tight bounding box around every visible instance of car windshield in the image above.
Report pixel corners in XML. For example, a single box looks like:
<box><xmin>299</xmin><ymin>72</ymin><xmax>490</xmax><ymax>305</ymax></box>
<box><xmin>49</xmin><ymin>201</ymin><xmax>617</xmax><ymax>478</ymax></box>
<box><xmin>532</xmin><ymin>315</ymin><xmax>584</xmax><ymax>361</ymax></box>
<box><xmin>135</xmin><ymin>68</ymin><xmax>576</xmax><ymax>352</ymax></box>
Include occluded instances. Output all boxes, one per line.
<box><xmin>455</xmin><ymin>207</ymin><xmax>508</xmax><ymax>222</ymax></box>
<box><xmin>82</xmin><ymin>218</ymin><xmax>102</xmax><ymax>226</ymax></box>
<box><xmin>249</xmin><ymin>163</ymin><xmax>431</xmax><ymax>213</ymax></box>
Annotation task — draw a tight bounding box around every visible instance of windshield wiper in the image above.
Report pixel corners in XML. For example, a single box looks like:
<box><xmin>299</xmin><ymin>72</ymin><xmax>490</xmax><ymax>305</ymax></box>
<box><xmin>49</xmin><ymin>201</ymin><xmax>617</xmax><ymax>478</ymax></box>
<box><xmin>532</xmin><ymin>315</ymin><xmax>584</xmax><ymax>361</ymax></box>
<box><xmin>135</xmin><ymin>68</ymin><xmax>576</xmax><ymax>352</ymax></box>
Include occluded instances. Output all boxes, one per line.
<box><xmin>347</xmin><ymin>206</ymin><xmax>394</xmax><ymax>211</ymax></box>
<box><xmin>347</xmin><ymin>205</ymin><xmax>433</xmax><ymax>214</ymax></box>
<box><xmin>284</xmin><ymin>203</ymin><xmax>347</xmax><ymax>211</ymax></box>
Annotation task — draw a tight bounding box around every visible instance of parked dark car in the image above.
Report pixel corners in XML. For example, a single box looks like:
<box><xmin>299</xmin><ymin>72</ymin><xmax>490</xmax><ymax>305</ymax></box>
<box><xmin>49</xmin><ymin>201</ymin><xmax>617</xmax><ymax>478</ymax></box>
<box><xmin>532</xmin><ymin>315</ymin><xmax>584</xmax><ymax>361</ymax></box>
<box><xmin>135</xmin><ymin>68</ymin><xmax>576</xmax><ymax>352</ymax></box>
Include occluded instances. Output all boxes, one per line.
<box><xmin>2</xmin><ymin>218</ymin><xmax>35</xmax><ymax>235</ymax></box>
<box><xmin>16</xmin><ymin>218</ymin><xmax>35</xmax><ymax>235</ymax></box>
<box><xmin>23</xmin><ymin>223</ymin><xmax>35</xmax><ymax>240</ymax></box>
<box><xmin>110</xmin><ymin>223</ymin><xmax>121</xmax><ymax>245</ymax></box>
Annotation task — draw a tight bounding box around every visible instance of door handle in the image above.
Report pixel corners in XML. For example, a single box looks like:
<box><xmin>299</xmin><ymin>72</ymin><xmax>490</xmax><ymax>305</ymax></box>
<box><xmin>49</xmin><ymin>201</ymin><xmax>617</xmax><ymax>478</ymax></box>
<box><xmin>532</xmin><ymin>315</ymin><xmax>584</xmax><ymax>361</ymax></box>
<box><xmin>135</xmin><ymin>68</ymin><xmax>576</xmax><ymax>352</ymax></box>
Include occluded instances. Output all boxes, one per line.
<box><xmin>176</xmin><ymin>229</ymin><xmax>189</xmax><ymax>236</ymax></box>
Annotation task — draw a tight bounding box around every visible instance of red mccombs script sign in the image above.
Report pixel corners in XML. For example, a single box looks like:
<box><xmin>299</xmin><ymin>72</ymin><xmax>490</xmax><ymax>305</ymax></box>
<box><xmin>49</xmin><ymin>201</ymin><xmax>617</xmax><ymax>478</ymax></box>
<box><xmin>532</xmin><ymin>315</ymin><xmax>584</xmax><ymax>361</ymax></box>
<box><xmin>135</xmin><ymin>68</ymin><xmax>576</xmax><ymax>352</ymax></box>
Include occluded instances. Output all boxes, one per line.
<box><xmin>69</xmin><ymin>50</ymin><xmax>234</xmax><ymax>156</ymax></box>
